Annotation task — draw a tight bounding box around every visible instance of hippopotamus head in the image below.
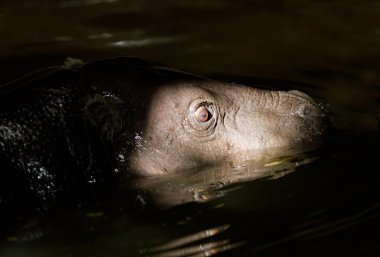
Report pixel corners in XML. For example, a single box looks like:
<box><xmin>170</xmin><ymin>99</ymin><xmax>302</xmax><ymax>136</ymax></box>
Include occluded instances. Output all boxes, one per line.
<box><xmin>80</xmin><ymin>57</ymin><xmax>329</xmax><ymax>176</ymax></box>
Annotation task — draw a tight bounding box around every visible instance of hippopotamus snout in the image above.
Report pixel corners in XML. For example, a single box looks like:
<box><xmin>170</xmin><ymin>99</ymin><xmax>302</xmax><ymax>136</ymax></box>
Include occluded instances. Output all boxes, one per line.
<box><xmin>285</xmin><ymin>90</ymin><xmax>329</xmax><ymax>141</ymax></box>
<box><xmin>287</xmin><ymin>90</ymin><xmax>326</xmax><ymax>118</ymax></box>
<box><xmin>222</xmin><ymin>87</ymin><xmax>329</xmax><ymax>158</ymax></box>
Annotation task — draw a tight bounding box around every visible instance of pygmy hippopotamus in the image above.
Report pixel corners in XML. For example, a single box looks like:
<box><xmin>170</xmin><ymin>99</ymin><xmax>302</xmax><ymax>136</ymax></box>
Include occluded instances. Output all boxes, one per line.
<box><xmin>0</xmin><ymin>57</ymin><xmax>329</xmax><ymax>225</ymax></box>
<box><xmin>81</xmin><ymin>57</ymin><xmax>328</xmax><ymax>175</ymax></box>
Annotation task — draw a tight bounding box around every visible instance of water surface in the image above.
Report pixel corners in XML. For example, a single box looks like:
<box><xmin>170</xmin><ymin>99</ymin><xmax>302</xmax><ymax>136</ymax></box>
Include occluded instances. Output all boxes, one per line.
<box><xmin>0</xmin><ymin>1</ymin><xmax>379</xmax><ymax>256</ymax></box>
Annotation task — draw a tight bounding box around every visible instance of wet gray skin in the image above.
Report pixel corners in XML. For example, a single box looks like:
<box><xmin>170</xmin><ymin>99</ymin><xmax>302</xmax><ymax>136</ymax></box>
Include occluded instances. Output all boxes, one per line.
<box><xmin>0</xmin><ymin>57</ymin><xmax>329</xmax><ymax>231</ymax></box>
<box><xmin>80</xmin><ymin>57</ymin><xmax>329</xmax><ymax>176</ymax></box>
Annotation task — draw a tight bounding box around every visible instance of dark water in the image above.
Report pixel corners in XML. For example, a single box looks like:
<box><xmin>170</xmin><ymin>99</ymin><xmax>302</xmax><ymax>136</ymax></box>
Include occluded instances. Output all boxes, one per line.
<box><xmin>0</xmin><ymin>1</ymin><xmax>379</xmax><ymax>256</ymax></box>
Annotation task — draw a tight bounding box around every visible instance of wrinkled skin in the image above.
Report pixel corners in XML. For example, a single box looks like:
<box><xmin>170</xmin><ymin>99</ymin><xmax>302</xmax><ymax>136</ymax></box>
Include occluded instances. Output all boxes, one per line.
<box><xmin>80</xmin><ymin>57</ymin><xmax>329</xmax><ymax>176</ymax></box>
<box><xmin>0</xmin><ymin>57</ymin><xmax>328</xmax><ymax>233</ymax></box>
<box><xmin>128</xmin><ymin>83</ymin><xmax>326</xmax><ymax>175</ymax></box>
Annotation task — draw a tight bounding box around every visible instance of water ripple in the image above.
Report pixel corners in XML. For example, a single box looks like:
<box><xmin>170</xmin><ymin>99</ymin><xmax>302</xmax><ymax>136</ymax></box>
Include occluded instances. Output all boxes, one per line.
<box><xmin>144</xmin><ymin>224</ymin><xmax>245</xmax><ymax>257</ymax></box>
<box><xmin>108</xmin><ymin>37</ymin><xmax>177</xmax><ymax>48</ymax></box>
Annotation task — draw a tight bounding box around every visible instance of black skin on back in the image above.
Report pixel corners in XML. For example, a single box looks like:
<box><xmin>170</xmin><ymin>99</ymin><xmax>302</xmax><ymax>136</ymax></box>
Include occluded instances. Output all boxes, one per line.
<box><xmin>0</xmin><ymin>57</ymin><xmax>202</xmax><ymax>235</ymax></box>
<box><xmin>0</xmin><ymin>66</ymin><xmax>123</xmax><ymax>233</ymax></box>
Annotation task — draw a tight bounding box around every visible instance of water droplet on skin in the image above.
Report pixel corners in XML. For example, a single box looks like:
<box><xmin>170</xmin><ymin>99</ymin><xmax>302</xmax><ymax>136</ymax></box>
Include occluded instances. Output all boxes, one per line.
<box><xmin>134</xmin><ymin>132</ymin><xmax>144</xmax><ymax>148</ymax></box>
<box><xmin>88</xmin><ymin>176</ymin><xmax>96</xmax><ymax>183</ymax></box>
<box><xmin>117</xmin><ymin>153</ymin><xmax>125</xmax><ymax>162</ymax></box>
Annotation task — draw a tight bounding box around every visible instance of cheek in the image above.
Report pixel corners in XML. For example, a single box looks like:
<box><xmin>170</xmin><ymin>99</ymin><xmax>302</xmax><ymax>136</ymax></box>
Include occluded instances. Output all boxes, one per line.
<box><xmin>146</xmin><ymin>91</ymin><xmax>185</xmax><ymax>127</ymax></box>
<box><xmin>143</xmin><ymin>102</ymin><xmax>186</xmax><ymax>155</ymax></box>
<box><xmin>140</xmin><ymin>92</ymin><xmax>226</xmax><ymax>169</ymax></box>
<box><xmin>178</xmin><ymin>132</ymin><xmax>229</xmax><ymax>163</ymax></box>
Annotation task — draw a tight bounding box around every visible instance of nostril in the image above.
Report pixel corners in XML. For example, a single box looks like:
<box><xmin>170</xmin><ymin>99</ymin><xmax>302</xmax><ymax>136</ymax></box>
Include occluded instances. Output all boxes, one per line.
<box><xmin>298</xmin><ymin>104</ymin><xmax>325</xmax><ymax>118</ymax></box>
<box><xmin>301</xmin><ymin>106</ymin><xmax>311</xmax><ymax>116</ymax></box>
<box><xmin>287</xmin><ymin>90</ymin><xmax>326</xmax><ymax>118</ymax></box>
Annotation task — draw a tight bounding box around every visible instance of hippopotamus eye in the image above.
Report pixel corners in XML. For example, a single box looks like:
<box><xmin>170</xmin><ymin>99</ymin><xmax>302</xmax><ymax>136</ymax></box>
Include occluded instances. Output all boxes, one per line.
<box><xmin>184</xmin><ymin>99</ymin><xmax>219</xmax><ymax>137</ymax></box>
<box><xmin>195</xmin><ymin>106</ymin><xmax>211</xmax><ymax>123</ymax></box>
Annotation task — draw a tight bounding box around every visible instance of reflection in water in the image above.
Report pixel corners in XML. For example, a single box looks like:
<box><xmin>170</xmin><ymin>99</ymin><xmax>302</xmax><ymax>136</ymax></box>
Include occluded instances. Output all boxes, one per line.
<box><xmin>296</xmin><ymin>202</ymin><xmax>380</xmax><ymax>240</ymax></box>
<box><xmin>131</xmin><ymin>152</ymin><xmax>318</xmax><ymax>208</ymax></box>
<box><xmin>0</xmin><ymin>0</ymin><xmax>379</xmax><ymax>256</ymax></box>
<box><xmin>88</xmin><ymin>32</ymin><xmax>113</xmax><ymax>39</ymax></box>
<box><xmin>150</xmin><ymin>225</ymin><xmax>230</xmax><ymax>251</ymax></box>
<box><xmin>0</xmin><ymin>133</ymin><xmax>379</xmax><ymax>257</ymax></box>
<box><xmin>108</xmin><ymin>37</ymin><xmax>178</xmax><ymax>48</ymax></box>
<box><xmin>246</xmin><ymin>201</ymin><xmax>380</xmax><ymax>255</ymax></box>
<box><xmin>145</xmin><ymin>224</ymin><xmax>244</xmax><ymax>257</ymax></box>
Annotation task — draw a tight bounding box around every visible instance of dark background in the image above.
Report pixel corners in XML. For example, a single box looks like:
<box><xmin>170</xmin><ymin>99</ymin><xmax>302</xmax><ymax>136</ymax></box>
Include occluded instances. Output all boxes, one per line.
<box><xmin>0</xmin><ymin>1</ymin><xmax>379</xmax><ymax>256</ymax></box>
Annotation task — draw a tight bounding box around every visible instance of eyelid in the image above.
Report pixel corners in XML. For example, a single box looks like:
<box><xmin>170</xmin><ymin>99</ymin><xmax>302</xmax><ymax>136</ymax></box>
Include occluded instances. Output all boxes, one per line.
<box><xmin>189</xmin><ymin>98</ymin><xmax>213</xmax><ymax>111</ymax></box>
<box><xmin>184</xmin><ymin>98</ymin><xmax>219</xmax><ymax>137</ymax></box>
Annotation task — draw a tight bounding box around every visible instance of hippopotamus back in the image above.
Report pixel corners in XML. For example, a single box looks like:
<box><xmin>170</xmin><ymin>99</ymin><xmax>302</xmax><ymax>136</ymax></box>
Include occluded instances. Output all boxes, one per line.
<box><xmin>0</xmin><ymin>67</ymin><xmax>119</xmax><ymax>229</ymax></box>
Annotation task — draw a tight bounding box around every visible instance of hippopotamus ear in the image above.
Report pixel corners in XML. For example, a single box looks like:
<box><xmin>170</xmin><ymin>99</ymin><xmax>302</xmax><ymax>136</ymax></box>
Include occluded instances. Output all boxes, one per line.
<box><xmin>82</xmin><ymin>94</ymin><xmax>129</xmax><ymax>141</ymax></box>
<box><xmin>63</xmin><ymin>57</ymin><xmax>86</xmax><ymax>69</ymax></box>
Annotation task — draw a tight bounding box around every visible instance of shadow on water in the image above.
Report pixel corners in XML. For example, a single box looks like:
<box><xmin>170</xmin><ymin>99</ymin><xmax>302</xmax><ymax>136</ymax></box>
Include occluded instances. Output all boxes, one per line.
<box><xmin>0</xmin><ymin>0</ymin><xmax>379</xmax><ymax>256</ymax></box>
<box><xmin>0</xmin><ymin>129</ymin><xmax>379</xmax><ymax>257</ymax></box>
